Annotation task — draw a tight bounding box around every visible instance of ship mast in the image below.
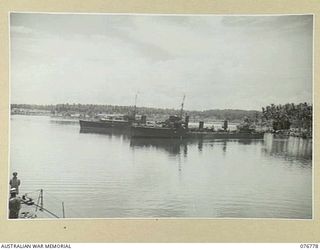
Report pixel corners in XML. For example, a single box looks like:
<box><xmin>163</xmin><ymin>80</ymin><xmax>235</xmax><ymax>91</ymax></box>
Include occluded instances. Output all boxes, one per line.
<box><xmin>133</xmin><ymin>92</ymin><xmax>138</xmax><ymax>119</ymax></box>
<box><xmin>180</xmin><ymin>94</ymin><xmax>186</xmax><ymax>118</ymax></box>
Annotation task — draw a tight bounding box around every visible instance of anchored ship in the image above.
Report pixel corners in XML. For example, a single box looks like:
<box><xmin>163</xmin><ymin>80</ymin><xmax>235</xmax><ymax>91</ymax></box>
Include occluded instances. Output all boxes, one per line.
<box><xmin>79</xmin><ymin>93</ymin><xmax>146</xmax><ymax>134</ymax></box>
<box><xmin>131</xmin><ymin>95</ymin><xmax>264</xmax><ymax>139</ymax></box>
<box><xmin>131</xmin><ymin>115</ymin><xmax>189</xmax><ymax>139</ymax></box>
<box><xmin>80</xmin><ymin>94</ymin><xmax>264</xmax><ymax>140</ymax></box>
<box><xmin>80</xmin><ymin>114</ymin><xmax>134</xmax><ymax>133</ymax></box>
<box><xmin>131</xmin><ymin>95</ymin><xmax>189</xmax><ymax>139</ymax></box>
<box><xmin>132</xmin><ymin>118</ymin><xmax>264</xmax><ymax>140</ymax></box>
<box><xmin>131</xmin><ymin>95</ymin><xmax>264</xmax><ymax>140</ymax></box>
<box><xmin>188</xmin><ymin>126</ymin><xmax>264</xmax><ymax>140</ymax></box>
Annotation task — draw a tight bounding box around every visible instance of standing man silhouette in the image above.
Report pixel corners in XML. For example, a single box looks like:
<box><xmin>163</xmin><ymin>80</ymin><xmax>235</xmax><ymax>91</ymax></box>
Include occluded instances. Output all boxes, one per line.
<box><xmin>9</xmin><ymin>188</ymin><xmax>21</xmax><ymax>219</ymax></box>
<box><xmin>10</xmin><ymin>172</ymin><xmax>21</xmax><ymax>195</ymax></box>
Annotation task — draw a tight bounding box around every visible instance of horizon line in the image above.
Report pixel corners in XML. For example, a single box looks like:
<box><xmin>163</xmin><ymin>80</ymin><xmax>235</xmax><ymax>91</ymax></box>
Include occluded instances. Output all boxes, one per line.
<box><xmin>10</xmin><ymin>102</ymin><xmax>313</xmax><ymax>113</ymax></box>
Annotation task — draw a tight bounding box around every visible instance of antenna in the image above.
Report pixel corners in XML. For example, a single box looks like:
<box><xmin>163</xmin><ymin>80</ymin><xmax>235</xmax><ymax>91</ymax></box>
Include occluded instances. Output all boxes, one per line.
<box><xmin>62</xmin><ymin>202</ymin><xmax>65</xmax><ymax>218</ymax></box>
<box><xmin>180</xmin><ymin>94</ymin><xmax>186</xmax><ymax>118</ymax></box>
<box><xmin>40</xmin><ymin>189</ymin><xmax>43</xmax><ymax>211</ymax></box>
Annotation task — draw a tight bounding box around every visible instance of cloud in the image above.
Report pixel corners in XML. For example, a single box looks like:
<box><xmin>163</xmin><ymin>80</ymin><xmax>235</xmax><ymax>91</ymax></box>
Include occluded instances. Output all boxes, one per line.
<box><xmin>10</xmin><ymin>14</ymin><xmax>313</xmax><ymax>110</ymax></box>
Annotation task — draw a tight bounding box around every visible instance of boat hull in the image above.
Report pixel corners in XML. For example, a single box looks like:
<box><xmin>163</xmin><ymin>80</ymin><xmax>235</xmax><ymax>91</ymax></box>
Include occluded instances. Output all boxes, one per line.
<box><xmin>131</xmin><ymin>125</ymin><xmax>187</xmax><ymax>139</ymax></box>
<box><xmin>187</xmin><ymin>131</ymin><xmax>264</xmax><ymax>140</ymax></box>
<box><xmin>79</xmin><ymin>119</ymin><xmax>131</xmax><ymax>134</ymax></box>
<box><xmin>132</xmin><ymin>125</ymin><xmax>264</xmax><ymax>140</ymax></box>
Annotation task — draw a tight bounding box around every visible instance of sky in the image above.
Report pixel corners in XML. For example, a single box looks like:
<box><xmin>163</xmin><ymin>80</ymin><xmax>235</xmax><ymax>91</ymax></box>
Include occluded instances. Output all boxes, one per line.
<box><xmin>10</xmin><ymin>13</ymin><xmax>313</xmax><ymax>111</ymax></box>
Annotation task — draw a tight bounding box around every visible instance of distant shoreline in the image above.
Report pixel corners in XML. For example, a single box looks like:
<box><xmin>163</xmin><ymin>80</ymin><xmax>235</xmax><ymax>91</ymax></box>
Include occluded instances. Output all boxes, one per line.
<box><xmin>10</xmin><ymin>103</ymin><xmax>261</xmax><ymax>124</ymax></box>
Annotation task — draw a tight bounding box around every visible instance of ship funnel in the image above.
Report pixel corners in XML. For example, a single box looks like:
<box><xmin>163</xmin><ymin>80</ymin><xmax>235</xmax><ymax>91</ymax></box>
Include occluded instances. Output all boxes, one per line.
<box><xmin>199</xmin><ymin>121</ymin><xmax>204</xmax><ymax>130</ymax></box>
<box><xmin>223</xmin><ymin>120</ymin><xmax>228</xmax><ymax>131</ymax></box>
<box><xmin>185</xmin><ymin>116</ymin><xmax>189</xmax><ymax>129</ymax></box>
<box><xmin>141</xmin><ymin>115</ymin><xmax>147</xmax><ymax>124</ymax></box>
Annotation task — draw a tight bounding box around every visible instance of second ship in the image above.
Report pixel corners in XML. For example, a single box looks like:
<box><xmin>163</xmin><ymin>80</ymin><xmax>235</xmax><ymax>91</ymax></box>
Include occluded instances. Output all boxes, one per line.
<box><xmin>79</xmin><ymin>93</ymin><xmax>146</xmax><ymax>134</ymax></box>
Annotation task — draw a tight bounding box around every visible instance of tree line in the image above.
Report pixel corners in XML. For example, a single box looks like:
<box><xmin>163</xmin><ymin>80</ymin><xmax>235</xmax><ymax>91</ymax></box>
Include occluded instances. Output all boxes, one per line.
<box><xmin>11</xmin><ymin>103</ymin><xmax>260</xmax><ymax>122</ymax></box>
<box><xmin>11</xmin><ymin>102</ymin><xmax>313</xmax><ymax>132</ymax></box>
<box><xmin>261</xmin><ymin>102</ymin><xmax>312</xmax><ymax>131</ymax></box>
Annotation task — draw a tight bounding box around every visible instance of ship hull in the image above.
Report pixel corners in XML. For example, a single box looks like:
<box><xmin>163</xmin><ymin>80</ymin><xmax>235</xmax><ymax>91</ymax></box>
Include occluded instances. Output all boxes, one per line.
<box><xmin>131</xmin><ymin>126</ymin><xmax>188</xmax><ymax>139</ymax></box>
<box><xmin>79</xmin><ymin>120</ymin><xmax>131</xmax><ymax>134</ymax></box>
<box><xmin>188</xmin><ymin>131</ymin><xmax>265</xmax><ymax>140</ymax></box>
<box><xmin>132</xmin><ymin>125</ymin><xmax>264</xmax><ymax>140</ymax></box>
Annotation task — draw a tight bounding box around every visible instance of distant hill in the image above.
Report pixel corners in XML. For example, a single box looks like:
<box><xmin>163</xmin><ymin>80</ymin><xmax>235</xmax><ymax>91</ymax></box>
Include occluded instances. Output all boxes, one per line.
<box><xmin>11</xmin><ymin>103</ymin><xmax>261</xmax><ymax>122</ymax></box>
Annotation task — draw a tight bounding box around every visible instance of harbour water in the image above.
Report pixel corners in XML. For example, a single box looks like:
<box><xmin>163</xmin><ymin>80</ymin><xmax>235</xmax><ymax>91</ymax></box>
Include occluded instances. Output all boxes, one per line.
<box><xmin>10</xmin><ymin>115</ymin><xmax>312</xmax><ymax>219</ymax></box>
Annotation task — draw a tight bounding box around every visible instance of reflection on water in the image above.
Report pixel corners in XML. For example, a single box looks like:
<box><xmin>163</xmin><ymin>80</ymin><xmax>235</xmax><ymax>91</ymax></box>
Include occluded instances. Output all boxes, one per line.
<box><xmin>80</xmin><ymin>127</ymin><xmax>131</xmax><ymax>138</ymax></box>
<box><xmin>10</xmin><ymin>116</ymin><xmax>313</xmax><ymax>219</ymax></box>
<box><xmin>130</xmin><ymin>137</ymin><xmax>266</xmax><ymax>156</ymax></box>
<box><xmin>130</xmin><ymin>138</ymin><xmax>189</xmax><ymax>156</ymax></box>
<box><xmin>263</xmin><ymin>133</ymin><xmax>312</xmax><ymax>161</ymax></box>
<box><xmin>50</xmin><ymin>119</ymin><xmax>78</xmax><ymax>125</ymax></box>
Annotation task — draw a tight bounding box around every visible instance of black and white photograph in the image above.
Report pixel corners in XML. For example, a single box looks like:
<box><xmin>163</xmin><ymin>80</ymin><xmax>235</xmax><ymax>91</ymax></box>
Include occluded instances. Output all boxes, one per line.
<box><xmin>9</xmin><ymin>13</ymin><xmax>313</xmax><ymax>219</ymax></box>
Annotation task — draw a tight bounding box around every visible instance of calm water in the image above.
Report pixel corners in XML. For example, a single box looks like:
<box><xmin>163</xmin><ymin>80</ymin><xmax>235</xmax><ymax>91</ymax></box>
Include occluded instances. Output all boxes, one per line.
<box><xmin>10</xmin><ymin>115</ymin><xmax>313</xmax><ymax>219</ymax></box>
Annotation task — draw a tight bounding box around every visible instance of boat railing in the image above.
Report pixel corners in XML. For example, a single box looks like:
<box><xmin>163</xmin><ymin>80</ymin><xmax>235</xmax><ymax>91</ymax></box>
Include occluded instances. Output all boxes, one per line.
<box><xmin>19</xmin><ymin>189</ymin><xmax>65</xmax><ymax>219</ymax></box>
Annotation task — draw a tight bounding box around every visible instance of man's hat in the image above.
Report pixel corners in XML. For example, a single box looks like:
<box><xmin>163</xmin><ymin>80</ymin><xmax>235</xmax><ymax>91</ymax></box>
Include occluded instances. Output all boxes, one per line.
<box><xmin>10</xmin><ymin>188</ymin><xmax>17</xmax><ymax>194</ymax></box>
